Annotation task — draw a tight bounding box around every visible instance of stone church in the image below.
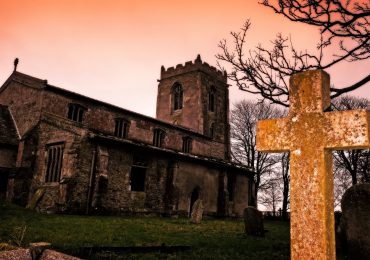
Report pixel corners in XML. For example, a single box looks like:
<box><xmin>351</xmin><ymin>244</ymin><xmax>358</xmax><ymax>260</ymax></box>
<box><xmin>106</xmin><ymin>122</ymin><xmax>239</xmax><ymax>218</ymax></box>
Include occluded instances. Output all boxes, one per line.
<box><xmin>0</xmin><ymin>55</ymin><xmax>254</xmax><ymax>217</ymax></box>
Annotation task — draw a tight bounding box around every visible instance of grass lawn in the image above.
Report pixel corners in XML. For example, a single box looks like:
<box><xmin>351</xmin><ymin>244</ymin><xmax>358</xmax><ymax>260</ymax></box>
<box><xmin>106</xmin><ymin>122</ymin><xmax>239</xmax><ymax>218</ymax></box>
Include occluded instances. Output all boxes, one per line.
<box><xmin>1</xmin><ymin>202</ymin><xmax>290</xmax><ymax>259</ymax></box>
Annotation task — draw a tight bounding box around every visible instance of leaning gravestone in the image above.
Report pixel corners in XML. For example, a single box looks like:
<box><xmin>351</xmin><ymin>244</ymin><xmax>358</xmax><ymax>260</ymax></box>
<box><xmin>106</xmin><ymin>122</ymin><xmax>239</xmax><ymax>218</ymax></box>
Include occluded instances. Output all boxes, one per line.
<box><xmin>339</xmin><ymin>183</ymin><xmax>370</xmax><ymax>259</ymax></box>
<box><xmin>190</xmin><ymin>199</ymin><xmax>204</xmax><ymax>224</ymax></box>
<box><xmin>26</xmin><ymin>188</ymin><xmax>45</xmax><ymax>210</ymax></box>
<box><xmin>243</xmin><ymin>206</ymin><xmax>264</xmax><ymax>236</ymax></box>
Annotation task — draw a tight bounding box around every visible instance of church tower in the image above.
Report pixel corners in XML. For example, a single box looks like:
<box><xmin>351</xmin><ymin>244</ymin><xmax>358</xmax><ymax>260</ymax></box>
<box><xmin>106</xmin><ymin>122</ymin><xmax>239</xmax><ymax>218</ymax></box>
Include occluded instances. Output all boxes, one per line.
<box><xmin>156</xmin><ymin>55</ymin><xmax>230</xmax><ymax>159</ymax></box>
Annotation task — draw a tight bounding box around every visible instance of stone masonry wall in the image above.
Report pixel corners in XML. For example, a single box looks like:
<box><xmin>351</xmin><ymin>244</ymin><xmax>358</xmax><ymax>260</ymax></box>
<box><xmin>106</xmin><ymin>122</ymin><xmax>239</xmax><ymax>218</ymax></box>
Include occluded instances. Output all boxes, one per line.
<box><xmin>0</xmin><ymin>80</ymin><xmax>43</xmax><ymax>136</ymax></box>
<box><xmin>174</xmin><ymin>161</ymin><xmax>220</xmax><ymax>216</ymax></box>
<box><xmin>27</xmin><ymin>117</ymin><xmax>91</xmax><ymax>213</ymax></box>
<box><xmin>0</xmin><ymin>147</ymin><xmax>17</xmax><ymax>168</ymax></box>
<box><xmin>40</xmin><ymin>89</ymin><xmax>226</xmax><ymax>159</ymax></box>
<box><xmin>156</xmin><ymin>57</ymin><xmax>229</xmax><ymax>159</ymax></box>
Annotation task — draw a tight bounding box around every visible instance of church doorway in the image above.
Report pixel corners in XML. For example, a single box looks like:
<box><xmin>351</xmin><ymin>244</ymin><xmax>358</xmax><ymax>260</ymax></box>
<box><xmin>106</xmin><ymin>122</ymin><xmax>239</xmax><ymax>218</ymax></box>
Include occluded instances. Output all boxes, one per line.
<box><xmin>189</xmin><ymin>186</ymin><xmax>200</xmax><ymax>217</ymax></box>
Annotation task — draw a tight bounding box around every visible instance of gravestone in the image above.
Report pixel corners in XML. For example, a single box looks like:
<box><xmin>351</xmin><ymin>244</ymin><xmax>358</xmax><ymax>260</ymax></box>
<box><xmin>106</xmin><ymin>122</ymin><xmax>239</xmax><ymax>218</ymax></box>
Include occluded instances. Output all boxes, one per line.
<box><xmin>243</xmin><ymin>206</ymin><xmax>264</xmax><ymax>236</ymax></box>
<box><xmin>256</xmin><ymin>70</ymin><xmax>370</xmax><ymax>259</ymax></box>
<box><xmin>26</xmin><ymin>188</ymin><xmax>45</xmax><ymax>210</ymax></box>
<box><xmin>190</xmin><ymin>199</ymin><xmax>204</xmax><ymax>224</ymax></box>
<box><xmin>339</xmin><ymin>183</ymin><xmax>370</xmax><ymax>259</ymax></box>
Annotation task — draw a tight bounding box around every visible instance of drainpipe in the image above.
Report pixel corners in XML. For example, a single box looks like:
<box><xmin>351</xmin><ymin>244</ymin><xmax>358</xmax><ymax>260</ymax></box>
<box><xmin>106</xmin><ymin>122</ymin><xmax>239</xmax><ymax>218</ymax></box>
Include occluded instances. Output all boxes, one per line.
<box><xmin>86</xmin><ymin>148</ymin><xmax>96</xmax><ymax>214</ymax></box>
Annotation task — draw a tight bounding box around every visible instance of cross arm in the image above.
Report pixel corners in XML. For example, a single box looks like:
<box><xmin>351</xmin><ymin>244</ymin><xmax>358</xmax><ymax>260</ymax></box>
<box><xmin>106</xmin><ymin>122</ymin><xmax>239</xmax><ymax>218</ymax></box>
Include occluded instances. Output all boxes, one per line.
<box><xmin>256</xmin><ymin>117</ymin><xmax>290</xmax><ymax>152</ymax></box>
<box><xmin>325</xmin><ymin>110</ymin><xmax>370</xmax><ymax>150</ymax></box>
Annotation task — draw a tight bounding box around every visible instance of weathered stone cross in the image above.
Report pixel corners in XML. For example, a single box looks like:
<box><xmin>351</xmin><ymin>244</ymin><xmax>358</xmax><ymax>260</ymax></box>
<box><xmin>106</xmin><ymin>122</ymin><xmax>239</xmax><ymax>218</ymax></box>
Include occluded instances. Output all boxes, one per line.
<box><xmin>257</xmin><ymin>70</ymin><xmax>370</xmax><ymax>259</ymax></box>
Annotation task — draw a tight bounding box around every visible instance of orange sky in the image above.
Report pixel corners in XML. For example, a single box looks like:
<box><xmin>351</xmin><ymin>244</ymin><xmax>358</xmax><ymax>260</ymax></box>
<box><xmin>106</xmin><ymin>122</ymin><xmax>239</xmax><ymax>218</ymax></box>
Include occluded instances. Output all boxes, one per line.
<box><xmin>0</xmin><ymin>0</ymin><xmax>369</xmax><ymax>116</ymax></box>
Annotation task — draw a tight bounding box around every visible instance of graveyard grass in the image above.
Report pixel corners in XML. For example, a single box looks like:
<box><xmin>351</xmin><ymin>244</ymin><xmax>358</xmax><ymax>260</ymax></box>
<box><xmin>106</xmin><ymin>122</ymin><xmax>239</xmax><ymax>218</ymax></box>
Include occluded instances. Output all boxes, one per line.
<box><xmin>0</xmin><ymin>203</ymin><xmax>290</xmax><ymax>259</ymax></box>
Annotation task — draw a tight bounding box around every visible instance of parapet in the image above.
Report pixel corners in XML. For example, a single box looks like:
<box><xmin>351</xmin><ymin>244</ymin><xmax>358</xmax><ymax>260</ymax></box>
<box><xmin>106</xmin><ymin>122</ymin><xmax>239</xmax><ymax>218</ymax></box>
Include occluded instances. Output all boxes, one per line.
<box><xmin>160</xmin><ymin>55</ymin><xmax>227</xmax><ymax>83</ymax></box>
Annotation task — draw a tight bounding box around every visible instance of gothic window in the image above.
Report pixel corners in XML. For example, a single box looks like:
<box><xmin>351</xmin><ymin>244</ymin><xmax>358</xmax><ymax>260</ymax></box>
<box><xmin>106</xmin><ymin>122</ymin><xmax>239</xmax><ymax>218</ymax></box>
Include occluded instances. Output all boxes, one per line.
<box><xmin>67</xmin><ymin>103</ymin><xmax>85</xmax><ymax>123</ymax></box>
<box><xmin>182</xmin><ymin>136</ymin><xmax>192</xmax><ymax>153</ymax></box>
<box><xmin>130</xmin><ymin>156</ymin><xmax>148</xmax><ymax>192</ymax></box>
<box><xmin>45</xmin><ymin>143</ymin><xmax>64</xmax><ymax>183</ymax></box>
<box><xmin>208</xmin><ymin>86</ymin><xmax>216</xmax><ymax>112</ymax></box>
<box><xmin>153</xmin><ymin>128</ymin><xmax>165</xmax><ymax>147</ymax></box>
<box><xmin>173</xmin><ymin>83</ymin><xmax>183</xmax><ymax>111</ymax></box>
<box><xmin>209</xmin><ymin>123</ymin><xmax>215</xmax><ymax>139</ymax></box>
<box><xmin>114</xmin><ymin>118</ymin><xmax>129</xmax><ymax>138</ymax></box>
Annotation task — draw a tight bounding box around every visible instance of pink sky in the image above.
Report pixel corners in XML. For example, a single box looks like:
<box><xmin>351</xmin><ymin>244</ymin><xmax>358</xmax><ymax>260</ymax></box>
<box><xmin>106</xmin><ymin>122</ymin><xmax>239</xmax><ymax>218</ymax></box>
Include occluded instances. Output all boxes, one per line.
<box><xmin>0</xmin><ymin>0</ymin><xmax>369</xmax><ymax>116</ymax></box>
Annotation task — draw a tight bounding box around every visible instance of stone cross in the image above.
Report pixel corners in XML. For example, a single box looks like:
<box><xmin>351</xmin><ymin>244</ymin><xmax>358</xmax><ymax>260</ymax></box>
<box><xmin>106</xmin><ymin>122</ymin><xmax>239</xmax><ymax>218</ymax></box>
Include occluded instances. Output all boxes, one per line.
<box><xmin>256</xmin><ymin>70</ymin><xmax>370</xmax><ymax>259</ymax></box>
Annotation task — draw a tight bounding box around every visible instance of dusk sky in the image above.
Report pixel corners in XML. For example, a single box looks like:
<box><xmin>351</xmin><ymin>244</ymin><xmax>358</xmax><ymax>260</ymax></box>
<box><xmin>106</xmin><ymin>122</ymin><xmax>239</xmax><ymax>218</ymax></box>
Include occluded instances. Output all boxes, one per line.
<box><xmin>1</xmin><ymin>0</ymin><xmax>369</xmax><ymax>117</ymax></box>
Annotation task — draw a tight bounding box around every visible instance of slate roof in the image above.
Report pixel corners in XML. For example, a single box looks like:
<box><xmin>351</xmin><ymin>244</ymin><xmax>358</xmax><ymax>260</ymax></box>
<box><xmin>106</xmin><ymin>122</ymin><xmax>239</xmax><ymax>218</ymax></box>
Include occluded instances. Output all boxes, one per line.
<box><xmin>0</xmin><ymin>105</ymin><xmax>19</xmax><ymax>146</ymax></box>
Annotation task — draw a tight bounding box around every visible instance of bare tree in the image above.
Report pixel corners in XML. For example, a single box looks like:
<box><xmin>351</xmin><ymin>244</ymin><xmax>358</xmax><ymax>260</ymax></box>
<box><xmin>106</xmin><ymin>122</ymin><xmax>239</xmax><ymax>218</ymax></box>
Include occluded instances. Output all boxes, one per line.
<box><xmin>279</xmin><ymin>152</ymin><xmax>290</xmax><ymax>220</ymax></box>
<box><xmin>217</xmin><ymin>0</ymin><xmax>370</xmax><ymax>107</ymax></box>
<box><xmin>332</xmin><ymin>95</ymin><xmax>370</xmax><ymax>185</ymax></box>
<box><xmin>333</xmin><ymin>164</ymin><xmax>352</xmax><ymax>210</ymax></box>
<box><xmin>230</xmin><ymin>100</ymin><xmax>284</xmax><ymax>205</ymax></box>
<box><xmin>258</xmin><ymin>178</ymin><xmax>282</xmax><ymax>216</ymax></box>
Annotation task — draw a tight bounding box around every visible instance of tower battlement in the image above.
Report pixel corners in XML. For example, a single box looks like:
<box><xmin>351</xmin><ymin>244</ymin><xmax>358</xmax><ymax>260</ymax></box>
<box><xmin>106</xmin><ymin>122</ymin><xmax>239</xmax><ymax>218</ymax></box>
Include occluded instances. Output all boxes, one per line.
<box><xmin>160</xmin><ymin>55</ymin><xmax>227</xmax><ymax>82</ymax></box>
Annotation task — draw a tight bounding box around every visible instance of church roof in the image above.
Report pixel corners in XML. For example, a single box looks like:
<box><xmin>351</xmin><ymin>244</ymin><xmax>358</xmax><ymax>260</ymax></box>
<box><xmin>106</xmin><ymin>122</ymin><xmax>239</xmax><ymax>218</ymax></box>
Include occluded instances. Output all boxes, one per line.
<box><xmin>0</xmin><ymin>105</ymin><xmax>19</xmax><ymax>146</ymax></box>
<box><xmin>2</xmin><ymin>71</ymin><xmax>212</xmax><ymax>139</ymax></box>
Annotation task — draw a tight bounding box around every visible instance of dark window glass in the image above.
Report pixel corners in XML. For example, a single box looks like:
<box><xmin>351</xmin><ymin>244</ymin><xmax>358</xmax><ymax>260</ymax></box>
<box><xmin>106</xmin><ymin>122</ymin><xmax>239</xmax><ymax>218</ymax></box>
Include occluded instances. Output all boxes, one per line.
<box><xmin>173</xmin><ymin>84</ymin><xmax>183</xmax><ymax>110</ymax></box>
<box><xmin>45</xmin><ymin>143</ymin><xmax>64</xmax><ymax>182</ymax></box>
<box><xmin>153</xmin><ymin>129</ymin><xmax>165</xmax><ymax>147</ymax></box>
<box><xmin>182</xmin><ymin>137</ymin><xmax>192</xmax><ymax>153</ymax></box>
<box><xmin>130</xmin><ymin>156</ymin><xmax>148</xmax><ymax>192</ymax></box>
<box><xmin>0</xmin><ymin>172</ymin><xmax>9</xmax><ymax>193</ymax></box>
<box><xmin>114</xmin><ymin>119</ymin><xmax>129</xmax><ymax>138</ymax></box>
<box><xmin>209</xmin><ymin>123</ymin><xmax>215</xmax><ymax>138</ymax></box>
<box><xmin>67</xmin><ymin>104</ymin><xmax>85</xmax><ymax>123</ymax></box>
<box><xmin>208</xmin><ymin>87</ymin><xmax>216</xmax><ymax>112</ymax></box>
<box><xmin>227</xmin><ymin>173</ymin><xmax>236</xmax><ymax>201</ymax></box>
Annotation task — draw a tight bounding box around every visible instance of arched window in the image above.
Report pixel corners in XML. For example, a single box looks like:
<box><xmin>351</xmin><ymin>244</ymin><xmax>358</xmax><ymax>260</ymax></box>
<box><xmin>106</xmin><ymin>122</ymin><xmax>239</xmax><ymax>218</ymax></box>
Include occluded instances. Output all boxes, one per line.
<box><xmin>208</xmin><ymin>86</ymin><xmax>216</xmax><ymax>112</ymax></box>
<box><xmin>173</xmin><ymin>83</ymin><xmax>183</xmax><ymax>111</ymax></box>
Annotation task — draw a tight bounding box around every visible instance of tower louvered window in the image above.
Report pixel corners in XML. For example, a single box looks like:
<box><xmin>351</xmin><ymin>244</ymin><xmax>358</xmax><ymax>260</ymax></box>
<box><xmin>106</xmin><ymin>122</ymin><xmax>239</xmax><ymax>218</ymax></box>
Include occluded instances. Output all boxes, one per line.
<box><xmin>173</xmin><ymin>83</ymin><xmax>183</xmax><ymax>111</ymax></box>
<box><xmin>208</xmin><ymin>86</ymin><xmax>216</xmax><ymax>112</ymax></box>
<box><xmin>45</xmin><ymin>143</ymin><xmax>64</xmax><ymax>182</ymax></box>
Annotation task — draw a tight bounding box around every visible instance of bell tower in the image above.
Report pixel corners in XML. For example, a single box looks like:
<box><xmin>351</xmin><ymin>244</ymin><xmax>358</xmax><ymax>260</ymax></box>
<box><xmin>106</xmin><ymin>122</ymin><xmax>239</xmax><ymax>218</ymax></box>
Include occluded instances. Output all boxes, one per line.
<box><xmin>156</xmin><ymin>55</ymin><xmax>230</xmax><ymax>158</ymax></box>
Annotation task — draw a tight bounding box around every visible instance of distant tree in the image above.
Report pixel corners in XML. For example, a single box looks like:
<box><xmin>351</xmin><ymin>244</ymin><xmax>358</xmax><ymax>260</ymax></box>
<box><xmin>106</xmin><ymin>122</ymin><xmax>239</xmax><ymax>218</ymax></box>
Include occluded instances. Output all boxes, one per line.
<box><xmin>258</xmin><ymin>178</ymin><xmax>282</xmax><ymax>216</ymax></box>
<box><xmin>331</xmin><ymin>95</ymin><xmax>370</xmax><ymax>209</ymax></box>
<box><xmin>230</xmin><ymin>100</ymin><xmax>286</xmax><ymax>205</ymax></box>
<box><xmin>279</xmin><ymin>152</ymin><xmax>290</xmax><ymax>220</ymax></box>
<box><xmin>333</xmin><ymin>164</ymin><xmax>352</xmax><ymax>209</ymax></box>
<box><xmin>217</xmin><ymin>0</ymin><xmax>370</xmax><ymax>107</ymax></box>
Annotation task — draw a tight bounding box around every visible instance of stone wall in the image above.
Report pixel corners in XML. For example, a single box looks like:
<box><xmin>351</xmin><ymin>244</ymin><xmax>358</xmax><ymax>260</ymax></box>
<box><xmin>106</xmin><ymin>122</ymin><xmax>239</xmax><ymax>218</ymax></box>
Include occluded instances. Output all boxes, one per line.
<box><xmin>156</xmin><ymin>56</ymin><xmax>230</xmax><ymax>160</ymax></box>
<box><xmin>0</xmin><ymin>77</ymin><xmax>43</xmax><ymax>136</ymax></box>
<box><xmin>40</xmin><ymin>88</ymin><xmax>226</xmax><ymax>159</ymax></box>
<box><xmin>0</xmin><ymin>146</ymin><xmax>17</xmax><ymax>168</ymax></box>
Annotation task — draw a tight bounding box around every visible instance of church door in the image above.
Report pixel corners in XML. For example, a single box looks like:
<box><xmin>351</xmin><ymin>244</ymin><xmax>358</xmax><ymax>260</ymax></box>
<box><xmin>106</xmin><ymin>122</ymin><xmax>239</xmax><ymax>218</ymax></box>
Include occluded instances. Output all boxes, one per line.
<box><xmin>189</xmin><ymin>187</ymin><xmax>200</xmax><ymax>217</ymax></box>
